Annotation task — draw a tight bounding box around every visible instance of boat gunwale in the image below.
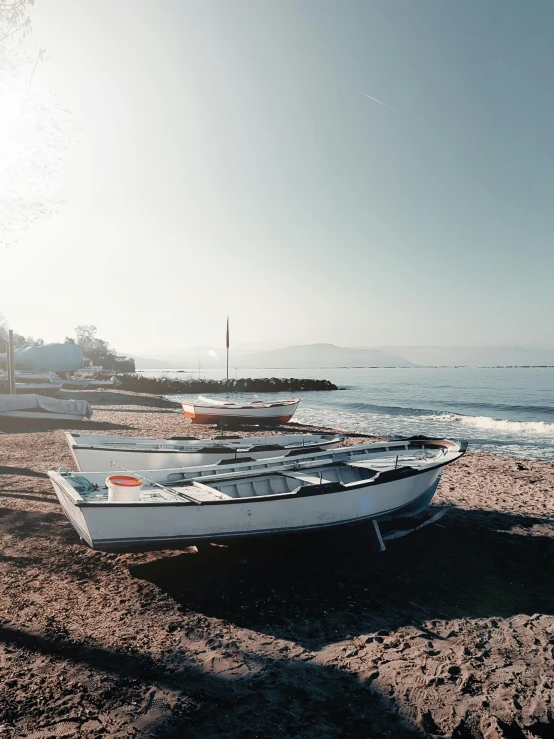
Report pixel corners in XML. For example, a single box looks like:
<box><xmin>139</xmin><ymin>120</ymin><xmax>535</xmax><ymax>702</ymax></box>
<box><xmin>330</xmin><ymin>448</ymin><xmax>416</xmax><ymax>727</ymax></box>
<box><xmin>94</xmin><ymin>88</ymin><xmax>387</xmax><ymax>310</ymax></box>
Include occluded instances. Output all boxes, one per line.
<box><xmin>67</xmin><ymin>443</ymin><xmax>332</xmax><ymax>455</ymax></box>
<box><xmin>64</xmin><ymin>433</ymin><xmax>342</xmax><ymax>454</ymax></box>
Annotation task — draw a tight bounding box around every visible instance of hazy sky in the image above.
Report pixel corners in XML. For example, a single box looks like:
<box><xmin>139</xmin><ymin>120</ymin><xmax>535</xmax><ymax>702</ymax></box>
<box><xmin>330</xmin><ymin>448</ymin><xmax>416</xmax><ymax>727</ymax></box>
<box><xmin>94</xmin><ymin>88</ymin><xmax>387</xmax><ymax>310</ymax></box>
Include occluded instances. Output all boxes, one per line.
<box><xmin>3</xmin><ymin>0</ymin><xmax>554</xmax><ymax>354</ymax></box>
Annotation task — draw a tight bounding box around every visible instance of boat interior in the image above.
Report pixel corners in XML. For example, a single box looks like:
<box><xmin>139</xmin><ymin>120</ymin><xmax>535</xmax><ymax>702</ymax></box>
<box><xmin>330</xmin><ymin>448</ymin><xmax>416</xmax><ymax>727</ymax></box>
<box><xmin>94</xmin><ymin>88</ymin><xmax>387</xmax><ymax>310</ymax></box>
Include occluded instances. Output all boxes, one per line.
<box><xmin>54</xmin><ymin>438</ymin><xmax>465</xmax><ymax>506</ymax></box>
<box><xmin>60</xmin><ymin>462</ymin><xmax>406</xmax><ymax>505</ymax></box>
<box><xmin>209</xmin><ymin>463</ymin><xmax>380</xmax><ymax>498</ymax></box>
<box><xmin>159</xmin><ymin>443</ymin><xmax>442</xmax><ymax>483</ymax></box>
<box><xmin>56</xmin><ymin>440</ymin><xmax>450</xmax><ymax>502</ymax></box>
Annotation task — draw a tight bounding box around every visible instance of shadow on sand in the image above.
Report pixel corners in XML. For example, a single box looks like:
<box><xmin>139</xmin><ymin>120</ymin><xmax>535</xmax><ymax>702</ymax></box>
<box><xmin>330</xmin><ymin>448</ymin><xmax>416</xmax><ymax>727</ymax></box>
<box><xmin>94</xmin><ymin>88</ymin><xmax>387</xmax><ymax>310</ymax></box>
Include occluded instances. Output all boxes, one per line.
<box><xmin>129</xmin><ymin>507</ymin><xmax>554</xmax><ymax>651</ymax></box>
<box><xmin>2</xmin><ymin>507</ymin><xmax>554</xmax><ymax>736</ymax></box>
<box><xmin>0</xmin><ymin>506</ymin><xmax>68</xmax><ymax>540</ymax></box>
<box><xmin>0</xmin><ymin>621</ymin><xmax>422</xmax><ymax>738</ymax></box>
<box><xmin>0</xmin><ymin>490</ymin><xmax>57</xmax><ymax>504</ymax></box>
<box><xmin>0</xmin><ymin>466</ymin><xmax>48</xmax><ymax>478</ymax></box>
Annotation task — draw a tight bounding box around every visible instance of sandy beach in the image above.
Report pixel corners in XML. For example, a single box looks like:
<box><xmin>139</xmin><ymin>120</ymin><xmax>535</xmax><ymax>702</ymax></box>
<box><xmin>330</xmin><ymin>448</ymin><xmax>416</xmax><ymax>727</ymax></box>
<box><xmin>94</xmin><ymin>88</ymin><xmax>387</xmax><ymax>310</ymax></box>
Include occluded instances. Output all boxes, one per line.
<box><xmin>1</xmin><ymin>390</ymin><xmax>554</xmax><ymax>738</ymax></box>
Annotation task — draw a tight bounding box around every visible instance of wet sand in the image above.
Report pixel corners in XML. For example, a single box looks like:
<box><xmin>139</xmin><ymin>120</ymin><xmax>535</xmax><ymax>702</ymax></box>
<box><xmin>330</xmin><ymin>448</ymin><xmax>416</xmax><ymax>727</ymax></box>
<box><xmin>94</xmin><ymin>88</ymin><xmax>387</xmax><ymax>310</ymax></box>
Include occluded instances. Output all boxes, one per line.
<box><xmin>1</xmin><ymin>390</ymin><xmax>554</xmax><ymax>738</ymax></box>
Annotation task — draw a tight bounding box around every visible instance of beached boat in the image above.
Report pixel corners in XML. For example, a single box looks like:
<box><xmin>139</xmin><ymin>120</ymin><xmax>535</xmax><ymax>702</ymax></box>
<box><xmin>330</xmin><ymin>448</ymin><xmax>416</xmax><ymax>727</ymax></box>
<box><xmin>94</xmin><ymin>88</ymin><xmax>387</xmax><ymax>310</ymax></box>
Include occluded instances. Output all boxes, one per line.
<box><xmin>60</xmin><ymin>378</ymin><xmax>91</xmax><ymax>389</ymax></box>
<box><xmin>86</xmin><ymin>378</ymin><xmax>121</xmax><ymax>388</ymax></box>
<box><xmin>181</xmin><ymin>396</ymin><xmax>300</xmax><ymax>425</ymax></box>
<box><xmin>48</xmin><ymin>438</ymin><xmax>467</xmax><ymax>551</ymax></box>
<box><xmin>73</xmin><ymin>370</ymin><xmax>121</xmax><ymax>388</ymax></box>
<box><xmin>0</xmin><ymin>394</ymin><xmax>93</xmax><ymax>421</ymax></box>
<box><xmin>65</xmin><ymin>431</ymin><xmax>344</xmax><ymax>472</ymax></box>
<box><xmin>4</xmin><ymin>372</ymin><xmax>64</xmax><ymax>395</ymax></box>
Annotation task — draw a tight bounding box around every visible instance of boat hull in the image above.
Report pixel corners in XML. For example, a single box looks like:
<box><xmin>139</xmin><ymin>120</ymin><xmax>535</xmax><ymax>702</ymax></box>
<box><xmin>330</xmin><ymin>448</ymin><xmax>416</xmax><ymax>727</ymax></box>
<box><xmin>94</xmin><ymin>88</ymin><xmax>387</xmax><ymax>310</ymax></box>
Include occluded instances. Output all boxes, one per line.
<box><xmin>184</xmin><ymin>412</ymin><xmax>296</xmax><ymax>425</ymax></box>
<box><xmin>69</xmin><ymin>443</ymin><xmax>337</xmax><ymax>473</ymax></box>
<box><xmin>66</xmin><ymin>431</ymin><xmax>342</xmax><ymax>472</ymax></box>
<box><xmin>0</xmin><ymin>411</ymin><xmax>85</xmax><ymax>421</ymax></box>
<box><xmin>49</xmin><ymin>466</ymin><xmax>443</xmax><ymax>551</ymax></box>
<box><xmin>182</xmin><ymin>400</ymin><xmax>300</xmax><ymax>425</ymax></box>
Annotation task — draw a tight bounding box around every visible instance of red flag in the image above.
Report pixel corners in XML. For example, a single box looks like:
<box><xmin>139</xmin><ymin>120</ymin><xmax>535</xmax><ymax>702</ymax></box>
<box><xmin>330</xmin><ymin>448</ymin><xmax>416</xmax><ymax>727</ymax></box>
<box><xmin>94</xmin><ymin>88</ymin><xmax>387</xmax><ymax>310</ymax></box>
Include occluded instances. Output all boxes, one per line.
<box><xmin>226</xmin><ymin>317</ymin><xmax>229</xmax><ymax>350</ymax></box>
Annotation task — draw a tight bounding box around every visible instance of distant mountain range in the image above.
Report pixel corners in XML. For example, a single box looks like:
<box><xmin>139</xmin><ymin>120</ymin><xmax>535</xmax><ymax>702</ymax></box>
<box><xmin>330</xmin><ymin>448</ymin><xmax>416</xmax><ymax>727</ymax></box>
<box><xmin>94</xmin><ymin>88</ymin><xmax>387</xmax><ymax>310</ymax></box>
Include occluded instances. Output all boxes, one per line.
<box><xmin>129</xmin><ymin>343</ymin><xmax>554</xmax><ymax>371</ymax></box>
<box><xmin>234</xmin><ymin>344</ymin><xmax>414</xmax><ymax>368</ymax></box>
<box><xmin>130</xmin><ymin>343</ymin><xmax>413</xmax><ymax>369</ymax></box>
<box><xmin>128</xmin><ymin>355</ymin><xmax>182</xmax><ymax>370</ymax></box>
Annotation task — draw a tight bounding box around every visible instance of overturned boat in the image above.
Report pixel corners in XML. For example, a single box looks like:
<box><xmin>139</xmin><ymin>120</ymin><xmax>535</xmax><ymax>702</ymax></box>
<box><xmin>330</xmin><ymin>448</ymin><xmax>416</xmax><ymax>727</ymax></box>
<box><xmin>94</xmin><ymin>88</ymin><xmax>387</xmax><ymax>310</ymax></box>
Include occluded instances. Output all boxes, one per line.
<box><xmin>181</xmin><ymin>396</ymin><xmax>300</xmax><ymax>425</ymax></box>
<box><xmin>59</xmin><ymin>378</ymin><xmax>91</xmax><ymax>389</ymax></box>
<box><xmin>0</xmin><ymin>394</ymin><xmax>93</xmax><ymax>421</ymax></box>
<box><xmin>65</xmin><ymin>431</ymin><xmax>344</xmax><ymax>472</ymax></box>
<box><xmin>48</xmin><ymin>438</ymin><xmax>467</xmax><ymax>551</ymax></box>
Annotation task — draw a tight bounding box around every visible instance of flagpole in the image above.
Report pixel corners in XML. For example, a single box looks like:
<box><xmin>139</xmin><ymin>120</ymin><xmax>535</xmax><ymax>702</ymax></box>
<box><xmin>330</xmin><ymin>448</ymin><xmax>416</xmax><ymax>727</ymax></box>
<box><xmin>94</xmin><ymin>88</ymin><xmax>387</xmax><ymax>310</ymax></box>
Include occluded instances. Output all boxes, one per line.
<box><xmin>226</xmin><ymin>316</ymin><xmax>229</xmax><ymax>380</ymax></box>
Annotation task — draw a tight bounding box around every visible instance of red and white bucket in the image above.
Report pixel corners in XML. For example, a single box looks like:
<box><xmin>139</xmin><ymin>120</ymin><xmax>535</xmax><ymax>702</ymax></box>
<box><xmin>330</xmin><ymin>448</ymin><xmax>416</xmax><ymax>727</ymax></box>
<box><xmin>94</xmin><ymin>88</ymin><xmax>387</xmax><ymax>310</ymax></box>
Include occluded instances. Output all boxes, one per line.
<box><xmin>106</xmin><ymin>475</ymin><xmax>142</xmax><ymax>502</ymax></box>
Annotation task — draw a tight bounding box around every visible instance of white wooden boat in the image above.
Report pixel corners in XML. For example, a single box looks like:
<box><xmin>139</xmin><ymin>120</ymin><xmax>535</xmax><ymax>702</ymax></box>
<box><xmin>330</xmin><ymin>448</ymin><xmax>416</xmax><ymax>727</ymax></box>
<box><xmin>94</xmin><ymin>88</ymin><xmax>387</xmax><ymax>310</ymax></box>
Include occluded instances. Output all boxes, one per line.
<box><xmin>60</xmin><ymin>378</ymin><xmax>91</xmax><ymax>389</ymax></box>
<box><xmin>48</xmin><ymin>438</ymin><xmax>467</xmax><ymax>551</ymax></box>
<box><xmin>0</xmin><ymin>394</ymin><xmax>93</xmax><ymax>421</ymax></box>
<box><xmin>86</xmin><ymin>378</ymin><xmax>121</xmax><ymax>388</ymax></box>
<box><xmin>73</xmin><ymin>370</ymin><xmax>121</xmax><ymax>388</ymax></box>
<box><xmin>6</xmin><ymin>371</ymin><xmax>64</xmax><ymax>395</ymax></box>
<box><xmin>65</xmin><ymin>431</ymin><xmax>344</xmax><ymax>472</ymax></box>
<box><xmin>181</xmin><ymin>396</ymin><xmax>300</xmax><ymax>425</ymax></box>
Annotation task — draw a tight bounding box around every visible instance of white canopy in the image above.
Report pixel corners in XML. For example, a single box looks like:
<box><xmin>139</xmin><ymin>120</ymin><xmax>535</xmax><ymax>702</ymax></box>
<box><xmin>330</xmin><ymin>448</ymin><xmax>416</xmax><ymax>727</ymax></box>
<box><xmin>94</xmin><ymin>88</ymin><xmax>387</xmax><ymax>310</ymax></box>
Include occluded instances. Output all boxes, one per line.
<box><xmin>0</xmin><ymin>394</ymin><xmax>93</xmax><ymax>419</ymax></box>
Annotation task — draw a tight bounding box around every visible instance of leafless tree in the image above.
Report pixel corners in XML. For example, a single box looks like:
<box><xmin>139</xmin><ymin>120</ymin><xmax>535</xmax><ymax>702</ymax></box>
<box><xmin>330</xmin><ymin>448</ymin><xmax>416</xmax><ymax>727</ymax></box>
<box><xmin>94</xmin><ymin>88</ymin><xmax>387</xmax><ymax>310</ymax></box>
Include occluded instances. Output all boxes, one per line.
<box><xmin>0</xmin><ymin>0</ymin><xmax>72</xmax><ymax>245</ymax></box>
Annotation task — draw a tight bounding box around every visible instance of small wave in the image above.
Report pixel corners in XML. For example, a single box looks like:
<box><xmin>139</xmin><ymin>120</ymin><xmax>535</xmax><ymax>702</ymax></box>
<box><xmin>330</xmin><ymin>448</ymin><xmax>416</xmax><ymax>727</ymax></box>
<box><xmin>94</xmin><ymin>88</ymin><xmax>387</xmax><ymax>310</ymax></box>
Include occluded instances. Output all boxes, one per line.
<box><xmin>420</xmin><ymin>412</ymin><xmax>554</xmax><ymax>436</ymax></box>
<box><xmin>459</xmin><ymin>415</ymin><xmax>554</xmax><ymax>435</ymax></box>
<box><xmin>333</xmin><ymin>400</ymin><xmax>554</xmax><ymax>422</ymax></box>
<box><xmin>300</xmin><ymin>404</ymin><xmax>554</xmax><ymax>437</ymax></box>
<box><xmin>310</xmin><ymin>398</ymin><xmax>554</xmax><ymax>434</ymax></box>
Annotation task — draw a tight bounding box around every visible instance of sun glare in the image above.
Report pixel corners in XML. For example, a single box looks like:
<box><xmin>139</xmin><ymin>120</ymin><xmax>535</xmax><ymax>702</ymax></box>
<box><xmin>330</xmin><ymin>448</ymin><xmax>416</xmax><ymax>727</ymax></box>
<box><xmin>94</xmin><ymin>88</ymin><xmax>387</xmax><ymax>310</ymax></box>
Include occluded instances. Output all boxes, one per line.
<box><xmin>0</xmin><ymin>53</ymin><xmax>71</xmax><ymax>243</ymax></box>
<box><xmin>0</xmin><ymin>84</ymin><xmax>27</xmax><ymax>180</ymax></box>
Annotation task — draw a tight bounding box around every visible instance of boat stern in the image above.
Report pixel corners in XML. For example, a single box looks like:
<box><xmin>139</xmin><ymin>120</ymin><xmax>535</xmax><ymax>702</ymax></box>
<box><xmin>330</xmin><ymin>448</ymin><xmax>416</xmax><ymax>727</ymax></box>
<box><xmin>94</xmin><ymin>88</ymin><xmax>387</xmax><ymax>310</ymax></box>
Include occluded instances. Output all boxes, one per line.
<box><xmin>181</xmin><ymin>402</ymin><xmax>197</xmax><ymax>421</ymax></box>
<box><xmin>47</xmin><ymin>471</ymin><xmax>95</xmax><ymax>548</ymax></box>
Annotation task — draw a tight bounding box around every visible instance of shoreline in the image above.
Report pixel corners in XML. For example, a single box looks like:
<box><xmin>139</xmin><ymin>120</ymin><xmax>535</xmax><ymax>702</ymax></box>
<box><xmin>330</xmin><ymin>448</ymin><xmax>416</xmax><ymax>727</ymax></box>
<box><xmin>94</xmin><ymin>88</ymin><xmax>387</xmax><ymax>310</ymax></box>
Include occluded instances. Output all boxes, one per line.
<box><xmin>1</xmin><ymin>391</ymin><xmax>554</xmax><ymax>737</ymax></box>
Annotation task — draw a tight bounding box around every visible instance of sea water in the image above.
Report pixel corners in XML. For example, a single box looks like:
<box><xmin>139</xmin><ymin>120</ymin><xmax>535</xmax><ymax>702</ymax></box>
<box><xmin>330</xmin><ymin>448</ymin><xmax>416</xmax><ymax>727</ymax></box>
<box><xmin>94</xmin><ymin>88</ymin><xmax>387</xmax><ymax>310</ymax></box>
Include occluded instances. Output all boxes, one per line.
<box><xmin>143</xmin><ymin>367</ymin><xmax>554</xmax><ymax>461</ymax></box>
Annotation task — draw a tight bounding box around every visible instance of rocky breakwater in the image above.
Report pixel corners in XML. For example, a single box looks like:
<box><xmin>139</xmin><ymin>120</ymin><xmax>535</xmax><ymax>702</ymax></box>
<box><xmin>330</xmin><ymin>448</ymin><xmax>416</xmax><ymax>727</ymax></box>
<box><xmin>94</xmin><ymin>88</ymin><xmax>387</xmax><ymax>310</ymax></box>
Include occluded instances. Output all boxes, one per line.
<box><xmin>117</xmin><ymin>374</ymin><xmax>338</xmax><ymax>395</ymax></box>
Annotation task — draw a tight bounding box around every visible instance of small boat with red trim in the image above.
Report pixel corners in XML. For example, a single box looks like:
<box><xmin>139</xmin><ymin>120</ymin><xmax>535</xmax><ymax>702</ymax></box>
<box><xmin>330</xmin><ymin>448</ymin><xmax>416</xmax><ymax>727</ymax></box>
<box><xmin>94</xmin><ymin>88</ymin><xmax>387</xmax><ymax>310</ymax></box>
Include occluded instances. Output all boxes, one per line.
<box><xmin>181</xmin><ymin>396</ymin><xmax>300</xmax><ymax>425</ymax></box>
